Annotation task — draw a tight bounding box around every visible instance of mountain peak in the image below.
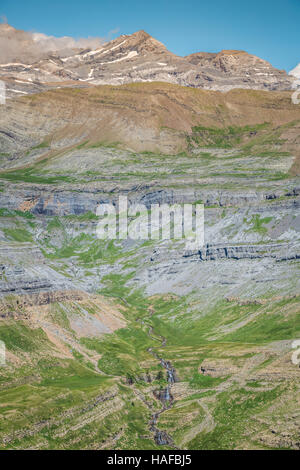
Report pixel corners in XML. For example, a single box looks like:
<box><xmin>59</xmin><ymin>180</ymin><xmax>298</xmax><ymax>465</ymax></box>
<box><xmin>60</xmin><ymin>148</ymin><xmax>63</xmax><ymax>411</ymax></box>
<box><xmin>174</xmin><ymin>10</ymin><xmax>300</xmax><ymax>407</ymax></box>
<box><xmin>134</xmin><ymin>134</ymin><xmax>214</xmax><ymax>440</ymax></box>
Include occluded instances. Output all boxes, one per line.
<box><xmin>122</xmin><ymin>29</ymin><xmax>167</xmax><ymax>55</ymax></box>
<box><xmin>0</xmin><ymin>23</ymin><xmax>293</xmax><ymax>93</ymax></box>
<box><xmin>130</xmin><ymin>30</ymin><xmax>151</xmax><ymax>40</ymax></box>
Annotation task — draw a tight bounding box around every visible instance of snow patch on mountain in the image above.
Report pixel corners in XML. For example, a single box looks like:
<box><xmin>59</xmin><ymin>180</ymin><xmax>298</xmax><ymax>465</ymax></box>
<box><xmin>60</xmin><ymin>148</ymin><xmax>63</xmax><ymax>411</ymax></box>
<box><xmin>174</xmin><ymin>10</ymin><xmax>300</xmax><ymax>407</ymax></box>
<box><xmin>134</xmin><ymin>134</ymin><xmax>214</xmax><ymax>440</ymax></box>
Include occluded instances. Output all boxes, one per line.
<box><xmin>99</xmin><ymin>50</ymin><xmax>138</xmax><ymax>64</ymax></box>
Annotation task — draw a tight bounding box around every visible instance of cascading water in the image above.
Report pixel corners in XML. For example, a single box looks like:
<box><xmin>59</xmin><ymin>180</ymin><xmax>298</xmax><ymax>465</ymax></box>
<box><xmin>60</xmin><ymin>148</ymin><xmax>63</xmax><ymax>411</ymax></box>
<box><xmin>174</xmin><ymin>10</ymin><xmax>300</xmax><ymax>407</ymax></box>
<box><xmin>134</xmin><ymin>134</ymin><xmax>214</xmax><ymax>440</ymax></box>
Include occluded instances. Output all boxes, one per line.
<box><xmin>135</xmin><ymin>314</ymin><xmax>178</xmax><ymax>447</ymax></box>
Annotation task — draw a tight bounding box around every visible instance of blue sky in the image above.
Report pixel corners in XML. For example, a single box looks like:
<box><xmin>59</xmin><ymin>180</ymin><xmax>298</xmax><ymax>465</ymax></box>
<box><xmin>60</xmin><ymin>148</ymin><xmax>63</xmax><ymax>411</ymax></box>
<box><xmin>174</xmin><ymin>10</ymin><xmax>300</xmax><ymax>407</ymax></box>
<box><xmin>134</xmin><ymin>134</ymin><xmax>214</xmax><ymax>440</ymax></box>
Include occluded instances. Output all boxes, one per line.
<box><xmin>1</xmin><ymin>0</ymin><xmax>299</xmax><ymax>71</ymax></box>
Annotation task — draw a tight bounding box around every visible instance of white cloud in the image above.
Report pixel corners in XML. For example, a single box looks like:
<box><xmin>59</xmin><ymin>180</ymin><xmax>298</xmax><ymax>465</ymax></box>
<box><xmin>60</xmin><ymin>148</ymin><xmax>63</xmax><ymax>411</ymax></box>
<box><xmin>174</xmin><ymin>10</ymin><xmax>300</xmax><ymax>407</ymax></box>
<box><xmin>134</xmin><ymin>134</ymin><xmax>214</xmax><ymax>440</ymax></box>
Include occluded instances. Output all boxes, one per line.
<box><xmin>0</xmin><ymin>21</ymin><xmax>117</xmax><ymax>63</ymax></box>
<box><xmin>289</xmin><ymin>63</ymin><xmax>300</xmax><ymax>80</ymax></box>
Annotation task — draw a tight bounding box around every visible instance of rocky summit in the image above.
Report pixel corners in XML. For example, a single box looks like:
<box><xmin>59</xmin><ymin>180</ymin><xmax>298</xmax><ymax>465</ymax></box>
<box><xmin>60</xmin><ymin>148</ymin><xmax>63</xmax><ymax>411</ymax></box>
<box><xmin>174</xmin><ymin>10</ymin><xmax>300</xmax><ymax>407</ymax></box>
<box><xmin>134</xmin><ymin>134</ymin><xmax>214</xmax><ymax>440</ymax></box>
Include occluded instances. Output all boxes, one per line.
<box><xmin>0</xmin><ymin>24</ymin><xmax>294</xmax><ymax>99</ymax></box>
<box><xmin>0</xmin><ymin>24</ymin><xmax>299</xmax><ymax>451</ymax></box>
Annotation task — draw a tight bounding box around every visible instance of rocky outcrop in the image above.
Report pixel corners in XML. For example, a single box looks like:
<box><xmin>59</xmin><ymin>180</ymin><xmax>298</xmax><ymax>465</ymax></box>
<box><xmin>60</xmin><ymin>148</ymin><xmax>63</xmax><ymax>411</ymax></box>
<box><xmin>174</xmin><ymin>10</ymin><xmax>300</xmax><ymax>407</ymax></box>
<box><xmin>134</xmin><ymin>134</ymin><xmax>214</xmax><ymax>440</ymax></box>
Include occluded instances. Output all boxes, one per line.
<box><xmin>0</xmin><ymin>290</ymin><xmax>84</xmax><ymax>318</ymax></box>
<box><xmin>184</xmin><ymin>243</ymin><xmax>288</xmax><ymax>261</ymax></box>
<box><xmin>0</xmin><ymin>263</ymin><xmax>73</xmax><ymax>297</ymax></box>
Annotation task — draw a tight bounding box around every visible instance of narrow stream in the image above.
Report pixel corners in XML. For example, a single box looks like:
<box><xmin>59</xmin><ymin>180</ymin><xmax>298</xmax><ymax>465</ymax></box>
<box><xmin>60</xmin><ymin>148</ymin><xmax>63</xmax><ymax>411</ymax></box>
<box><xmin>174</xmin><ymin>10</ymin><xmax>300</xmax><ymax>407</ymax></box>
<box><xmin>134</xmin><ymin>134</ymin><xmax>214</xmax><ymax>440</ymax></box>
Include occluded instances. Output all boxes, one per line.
<box><xmin>142</xmin><ymin>323</ymin><xmax>178</xmax><ymax>447</ymax></box>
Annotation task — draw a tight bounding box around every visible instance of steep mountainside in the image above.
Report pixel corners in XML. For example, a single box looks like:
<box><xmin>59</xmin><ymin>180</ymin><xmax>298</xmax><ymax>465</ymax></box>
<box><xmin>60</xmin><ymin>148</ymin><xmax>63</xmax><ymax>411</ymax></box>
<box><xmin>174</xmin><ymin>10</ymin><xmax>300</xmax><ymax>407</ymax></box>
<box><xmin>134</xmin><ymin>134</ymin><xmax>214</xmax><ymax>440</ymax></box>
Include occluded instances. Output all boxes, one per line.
<box><xmin>0</xmin><ymin>46</ymin><xmax>299</xmax><ymax>449</ymax></box>
<box><xmin>1</xmin><ymin>84</ymin><xmax>300</xmax><ymax>157</ymax></box>
<box><xmin>0</xmin><ymin>24</ymin><xmax>294</xmax><ymax>98</ymax></box>
<box><xmin>1</xmin><ymin>84</ymin><xmax>300</xmax><ymax>180</ymax></box>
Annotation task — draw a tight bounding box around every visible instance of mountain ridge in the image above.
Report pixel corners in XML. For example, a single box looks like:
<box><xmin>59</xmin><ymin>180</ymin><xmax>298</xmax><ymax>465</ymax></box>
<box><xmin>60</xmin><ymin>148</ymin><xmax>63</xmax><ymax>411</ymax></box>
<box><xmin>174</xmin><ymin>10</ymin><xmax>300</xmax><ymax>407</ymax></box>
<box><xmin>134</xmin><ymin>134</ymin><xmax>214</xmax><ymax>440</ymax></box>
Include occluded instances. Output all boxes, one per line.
<box><xmin>0</xmin><ymin>24</ymin><xmax>294</xmax><ymax>98</ymax></box>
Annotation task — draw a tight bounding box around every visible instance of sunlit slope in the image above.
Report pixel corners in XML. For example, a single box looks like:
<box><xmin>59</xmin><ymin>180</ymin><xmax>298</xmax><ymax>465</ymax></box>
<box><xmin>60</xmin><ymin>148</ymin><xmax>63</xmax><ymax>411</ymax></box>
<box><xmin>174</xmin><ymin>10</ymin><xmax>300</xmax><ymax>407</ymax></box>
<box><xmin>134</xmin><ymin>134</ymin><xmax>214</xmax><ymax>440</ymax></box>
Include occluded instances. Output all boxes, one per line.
<box><xmin>1</xmin><ymin>84</ymin><xmax>300</xmax><ymax>163</ymax></box>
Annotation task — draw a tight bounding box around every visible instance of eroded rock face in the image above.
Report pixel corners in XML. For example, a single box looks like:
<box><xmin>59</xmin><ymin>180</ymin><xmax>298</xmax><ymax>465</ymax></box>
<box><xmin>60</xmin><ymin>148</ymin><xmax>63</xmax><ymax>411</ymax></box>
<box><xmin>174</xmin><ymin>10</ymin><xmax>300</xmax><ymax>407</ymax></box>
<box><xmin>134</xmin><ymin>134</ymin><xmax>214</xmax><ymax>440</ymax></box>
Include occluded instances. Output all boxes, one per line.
<box><xmin>184</xmin><ymin>243</ymin><xmax>300</xmax><ymax>261</ymax></box>
<box><xmin>0</xmin><ymin>290</ymin><xmax>84</xmax><ymax>318</ymax></box>
<box><xmin>0</xmin><ymin>248</ymin><xmax>74</xmax><ymax>297</ymax></box>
